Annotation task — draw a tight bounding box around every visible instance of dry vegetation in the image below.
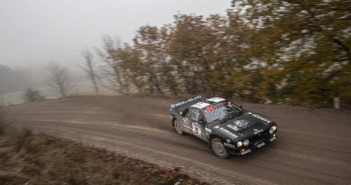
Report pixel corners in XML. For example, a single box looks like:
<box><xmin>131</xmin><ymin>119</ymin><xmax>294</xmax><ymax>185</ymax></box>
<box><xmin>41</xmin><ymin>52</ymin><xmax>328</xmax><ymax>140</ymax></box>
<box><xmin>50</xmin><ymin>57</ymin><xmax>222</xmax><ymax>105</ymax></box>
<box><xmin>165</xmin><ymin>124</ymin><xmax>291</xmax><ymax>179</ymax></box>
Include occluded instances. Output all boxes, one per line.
<box><xmin>0</xmin><ymin>112</ymin><xmax>207</xmax><ymax>185</ymax></box>
<box><xmin>0</xmin><ymin>108</ymin><xmax>8</xmax><ymax>136</ymax></box>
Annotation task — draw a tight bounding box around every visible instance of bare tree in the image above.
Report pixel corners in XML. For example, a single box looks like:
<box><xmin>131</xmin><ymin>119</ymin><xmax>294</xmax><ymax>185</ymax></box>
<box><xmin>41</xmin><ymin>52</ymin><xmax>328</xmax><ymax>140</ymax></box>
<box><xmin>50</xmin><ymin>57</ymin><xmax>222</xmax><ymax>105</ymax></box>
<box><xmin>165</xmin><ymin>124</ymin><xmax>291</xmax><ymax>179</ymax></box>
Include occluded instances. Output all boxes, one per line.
<box><xmin>81</xmin><ymin>49</ymin><xmax>99</xmax><ymax>95</ymax></box>
<box><xmin>46</xmin><ymin>62</ymin><xmax>71</xmax><ymax>98</ymax></box>
<box><xmin>96</xmin><ymin>35</ymin><xmax>130</xmax><ymax>94</ymax></box>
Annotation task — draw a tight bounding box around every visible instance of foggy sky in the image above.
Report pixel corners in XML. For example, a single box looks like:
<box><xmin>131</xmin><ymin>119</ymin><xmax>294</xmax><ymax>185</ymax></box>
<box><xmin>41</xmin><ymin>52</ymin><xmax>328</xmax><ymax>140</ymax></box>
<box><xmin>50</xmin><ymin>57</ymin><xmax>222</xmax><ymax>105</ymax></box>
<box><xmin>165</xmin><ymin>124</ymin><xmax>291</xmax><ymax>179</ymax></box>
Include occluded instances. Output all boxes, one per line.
<box><xmin>1</xmin><ymin>0</ymin><xmax>232</xmax><ymax>69</ymax></box>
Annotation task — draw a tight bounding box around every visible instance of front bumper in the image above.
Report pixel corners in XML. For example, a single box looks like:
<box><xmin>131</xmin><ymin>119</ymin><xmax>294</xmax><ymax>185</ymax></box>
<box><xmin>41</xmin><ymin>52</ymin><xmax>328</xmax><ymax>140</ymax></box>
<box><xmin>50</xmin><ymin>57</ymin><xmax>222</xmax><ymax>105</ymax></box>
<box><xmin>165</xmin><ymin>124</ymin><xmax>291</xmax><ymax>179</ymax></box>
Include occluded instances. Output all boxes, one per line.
<box><xmin>226</xmin><ymin>135</ymin><xmax>277</xmax><ymax>155</ymax></box>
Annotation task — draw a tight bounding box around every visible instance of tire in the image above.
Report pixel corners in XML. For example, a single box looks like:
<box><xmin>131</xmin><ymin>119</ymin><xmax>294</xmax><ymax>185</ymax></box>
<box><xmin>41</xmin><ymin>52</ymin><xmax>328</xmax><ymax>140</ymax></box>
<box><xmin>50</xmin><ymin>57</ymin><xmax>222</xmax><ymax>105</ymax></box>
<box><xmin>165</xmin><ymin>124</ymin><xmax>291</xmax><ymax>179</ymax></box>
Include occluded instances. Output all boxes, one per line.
<box><xmin>174</xmin><ymin>120</ymin><xmax>184</xmax><ymax>135</ymax></box>
<box><xmin>211</xmin><ymin>138</ymin><xmax>229</xmax><ymax>159</ymax></box>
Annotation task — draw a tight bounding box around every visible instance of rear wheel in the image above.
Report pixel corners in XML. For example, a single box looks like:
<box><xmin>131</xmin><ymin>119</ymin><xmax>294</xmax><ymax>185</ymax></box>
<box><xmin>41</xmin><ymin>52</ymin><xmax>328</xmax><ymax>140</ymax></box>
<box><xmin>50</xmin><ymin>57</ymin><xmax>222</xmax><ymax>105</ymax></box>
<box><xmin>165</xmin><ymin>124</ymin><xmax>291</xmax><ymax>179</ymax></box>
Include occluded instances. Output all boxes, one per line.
<box><xmin>211</xmin><ymin>138</ymin><xmax>229</xmax><ymax>159</ymax></box>
<box><xmin>174</xmin><ymin>120</ymin><xmax>184</xmax><ymax>135</ymax></box>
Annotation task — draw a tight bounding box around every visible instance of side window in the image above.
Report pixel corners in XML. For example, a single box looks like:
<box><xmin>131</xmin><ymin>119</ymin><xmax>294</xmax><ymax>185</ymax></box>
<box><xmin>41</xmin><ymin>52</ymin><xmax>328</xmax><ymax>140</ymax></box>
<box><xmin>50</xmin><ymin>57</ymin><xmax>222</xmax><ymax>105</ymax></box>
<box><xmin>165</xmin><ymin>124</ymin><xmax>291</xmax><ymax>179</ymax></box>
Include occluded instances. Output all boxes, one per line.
<box><xmin>190</xmin><ymin>109</ymin><xmax>200</xmax><ymax>121</ymax></box>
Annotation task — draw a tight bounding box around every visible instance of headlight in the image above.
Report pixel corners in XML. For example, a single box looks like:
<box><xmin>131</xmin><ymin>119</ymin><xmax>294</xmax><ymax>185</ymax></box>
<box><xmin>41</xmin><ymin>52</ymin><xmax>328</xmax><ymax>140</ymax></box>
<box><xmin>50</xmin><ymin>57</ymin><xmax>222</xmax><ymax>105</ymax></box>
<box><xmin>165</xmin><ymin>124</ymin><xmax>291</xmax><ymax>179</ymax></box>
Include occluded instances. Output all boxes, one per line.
<box><xmin>243</xmin><ymin>139</ymin><xmax>249</xmax><ymax>146</ymax></box>
<box><xmin>237</xmin><ymin>141</ymin><xmax>243</xmax><ymax>147</ymax></box>
<box><xmin>269</xmin><ymin>125</ymin><xmax>277</xmax><ymax>134</ymax></box>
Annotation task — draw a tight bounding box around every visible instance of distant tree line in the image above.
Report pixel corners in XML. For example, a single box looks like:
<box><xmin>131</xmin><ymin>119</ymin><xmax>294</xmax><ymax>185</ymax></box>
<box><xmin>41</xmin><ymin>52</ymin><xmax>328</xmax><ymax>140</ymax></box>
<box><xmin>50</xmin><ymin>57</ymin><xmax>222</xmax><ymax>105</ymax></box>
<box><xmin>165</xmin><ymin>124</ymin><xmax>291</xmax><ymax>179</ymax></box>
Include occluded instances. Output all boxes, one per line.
<box><xmin>85</xmin><ymin>0</ymin><xmax>350</xmax><ymax>108</ymax></box>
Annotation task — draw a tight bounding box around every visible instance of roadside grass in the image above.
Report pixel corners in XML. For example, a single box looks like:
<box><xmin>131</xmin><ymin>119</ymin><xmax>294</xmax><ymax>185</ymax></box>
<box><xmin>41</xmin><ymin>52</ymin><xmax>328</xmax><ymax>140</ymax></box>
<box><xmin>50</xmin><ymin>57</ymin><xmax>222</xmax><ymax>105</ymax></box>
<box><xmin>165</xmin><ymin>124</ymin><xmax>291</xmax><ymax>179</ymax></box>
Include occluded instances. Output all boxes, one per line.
<box><xmin>0</xmin><ymin>116</ymin><xmax>208</xmax><ymax>184</ymax></box>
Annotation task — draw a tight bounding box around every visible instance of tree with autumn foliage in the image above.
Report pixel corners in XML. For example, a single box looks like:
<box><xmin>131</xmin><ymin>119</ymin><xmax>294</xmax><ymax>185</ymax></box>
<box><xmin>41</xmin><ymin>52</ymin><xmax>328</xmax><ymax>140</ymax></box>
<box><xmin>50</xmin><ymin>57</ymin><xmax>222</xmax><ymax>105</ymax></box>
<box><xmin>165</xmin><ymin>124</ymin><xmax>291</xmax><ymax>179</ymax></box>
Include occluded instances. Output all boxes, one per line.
<box><xmin>92</xmin><ymin>1</ymin><xmax>350</xmax><ymax>108</ymax></box>
<box><xmin>232</xmin><ymin>0</ymin><xmax>351</xmax><ymax>107</ymax></box>
<box><xmin>167</xmin><ymin>13</ymin><xmax>251</xmax><ymax>98</ymax></box>
<box><xmin>133</xmin><ymin>25</ymin><xmax>171</xmax><ymax>95</ymax></box>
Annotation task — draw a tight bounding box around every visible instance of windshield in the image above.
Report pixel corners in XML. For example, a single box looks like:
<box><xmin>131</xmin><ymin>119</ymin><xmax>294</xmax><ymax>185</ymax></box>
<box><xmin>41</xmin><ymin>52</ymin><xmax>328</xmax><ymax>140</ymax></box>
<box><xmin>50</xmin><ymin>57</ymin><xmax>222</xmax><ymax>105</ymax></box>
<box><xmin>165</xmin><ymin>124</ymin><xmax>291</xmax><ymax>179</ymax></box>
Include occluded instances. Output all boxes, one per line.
<box><xmin>202</xmin><ymin>103</ymin><xmax>241</xmax><ymax>123</ymax></box>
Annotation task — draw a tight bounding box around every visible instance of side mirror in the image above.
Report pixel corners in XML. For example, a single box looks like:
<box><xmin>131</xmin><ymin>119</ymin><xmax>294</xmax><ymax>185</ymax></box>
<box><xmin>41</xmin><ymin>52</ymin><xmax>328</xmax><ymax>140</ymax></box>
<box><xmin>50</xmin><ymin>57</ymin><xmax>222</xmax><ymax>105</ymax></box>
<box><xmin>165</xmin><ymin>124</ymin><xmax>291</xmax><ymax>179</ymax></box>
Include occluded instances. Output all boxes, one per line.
<box><xmin>239</xmin><ymin>105</ymin><xmax>243</xmax><ymax>109</ymax></box>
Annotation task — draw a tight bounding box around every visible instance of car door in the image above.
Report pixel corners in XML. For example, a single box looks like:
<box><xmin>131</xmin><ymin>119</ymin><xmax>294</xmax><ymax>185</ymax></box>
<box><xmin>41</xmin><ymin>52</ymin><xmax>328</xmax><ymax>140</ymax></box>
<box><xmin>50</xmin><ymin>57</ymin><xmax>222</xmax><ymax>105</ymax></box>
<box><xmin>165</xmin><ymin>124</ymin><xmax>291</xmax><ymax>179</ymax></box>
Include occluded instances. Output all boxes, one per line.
<box><xmin>181</xmin><ymin>109</ymin><xmax>193</xmax><ymax>133</ymax></box>
<box><xmin>189</xmin><ymin>109</ymin><xmax>206</xmax><ymax>140</ymax></box>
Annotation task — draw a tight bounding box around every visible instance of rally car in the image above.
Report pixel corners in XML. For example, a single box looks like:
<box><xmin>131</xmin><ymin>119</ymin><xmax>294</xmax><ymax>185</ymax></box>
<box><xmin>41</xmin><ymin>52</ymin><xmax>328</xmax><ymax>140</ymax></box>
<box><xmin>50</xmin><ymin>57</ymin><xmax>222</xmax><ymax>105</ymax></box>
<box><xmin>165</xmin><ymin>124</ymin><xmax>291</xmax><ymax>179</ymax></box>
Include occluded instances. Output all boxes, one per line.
<box><xmin>169</xmin><ymin>95</ymin><xmax>277</xmax><ymax>158</ymax></box>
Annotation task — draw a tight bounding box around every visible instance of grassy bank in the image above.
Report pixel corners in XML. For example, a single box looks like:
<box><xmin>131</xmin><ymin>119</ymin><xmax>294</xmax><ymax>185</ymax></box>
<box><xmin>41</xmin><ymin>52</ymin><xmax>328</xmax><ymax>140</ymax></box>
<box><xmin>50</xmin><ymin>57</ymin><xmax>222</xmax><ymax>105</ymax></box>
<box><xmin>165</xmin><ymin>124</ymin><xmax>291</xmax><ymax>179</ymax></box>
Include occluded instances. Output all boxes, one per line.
<box><xmin>0</xmin><ymin>117</ymin><xmax>207</xmax><ymax>184</ymax></box>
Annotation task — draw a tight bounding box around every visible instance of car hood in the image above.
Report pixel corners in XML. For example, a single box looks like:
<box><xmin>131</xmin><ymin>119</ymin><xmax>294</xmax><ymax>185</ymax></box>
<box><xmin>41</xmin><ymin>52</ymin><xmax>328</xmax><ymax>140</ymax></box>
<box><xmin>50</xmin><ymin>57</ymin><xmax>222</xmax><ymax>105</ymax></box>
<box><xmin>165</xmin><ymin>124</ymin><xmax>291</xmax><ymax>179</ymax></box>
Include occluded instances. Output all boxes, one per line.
<box><xmin>206</xmin><ymin>111</ymin><xmax>275</xmax><ymax>141</ymax></box>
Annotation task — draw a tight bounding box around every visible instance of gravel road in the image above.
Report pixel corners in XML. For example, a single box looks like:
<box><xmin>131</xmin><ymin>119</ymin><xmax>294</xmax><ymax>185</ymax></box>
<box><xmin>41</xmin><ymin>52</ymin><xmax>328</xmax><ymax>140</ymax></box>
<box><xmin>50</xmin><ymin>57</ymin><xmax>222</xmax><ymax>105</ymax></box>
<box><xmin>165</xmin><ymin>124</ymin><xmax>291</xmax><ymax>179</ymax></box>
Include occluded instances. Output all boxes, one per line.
<box><xmin>6</xmin><ymin>96</ymin><xmax>351</xmax><ymax>184</ymax></box>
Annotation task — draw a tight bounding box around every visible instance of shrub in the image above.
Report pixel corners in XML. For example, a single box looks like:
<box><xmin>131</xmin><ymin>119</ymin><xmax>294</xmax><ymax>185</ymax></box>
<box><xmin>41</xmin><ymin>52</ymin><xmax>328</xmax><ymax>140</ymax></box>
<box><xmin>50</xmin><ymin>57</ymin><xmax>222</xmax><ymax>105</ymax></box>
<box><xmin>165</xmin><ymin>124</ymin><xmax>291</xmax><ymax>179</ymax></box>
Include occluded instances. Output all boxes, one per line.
<box><xmin>23</xmin><ymin>88</ymin><xmax>45</xmax><ymax>102</ymax></box>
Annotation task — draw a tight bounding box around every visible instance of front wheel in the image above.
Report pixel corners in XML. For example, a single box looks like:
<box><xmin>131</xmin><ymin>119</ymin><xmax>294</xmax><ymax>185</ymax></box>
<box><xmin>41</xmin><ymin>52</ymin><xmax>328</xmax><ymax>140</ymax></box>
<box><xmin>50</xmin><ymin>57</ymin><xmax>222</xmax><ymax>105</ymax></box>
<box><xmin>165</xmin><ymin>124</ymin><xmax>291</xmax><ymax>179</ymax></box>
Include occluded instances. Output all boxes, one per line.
<box><xmin>211</xmin><ymin>138</ymin><xmax>229</xmax><ymax>159</ymax></box>
<box><xmin>174</xmin><ymin>120</ymin><xmax>184</xmax><ymax>135</ymax></box>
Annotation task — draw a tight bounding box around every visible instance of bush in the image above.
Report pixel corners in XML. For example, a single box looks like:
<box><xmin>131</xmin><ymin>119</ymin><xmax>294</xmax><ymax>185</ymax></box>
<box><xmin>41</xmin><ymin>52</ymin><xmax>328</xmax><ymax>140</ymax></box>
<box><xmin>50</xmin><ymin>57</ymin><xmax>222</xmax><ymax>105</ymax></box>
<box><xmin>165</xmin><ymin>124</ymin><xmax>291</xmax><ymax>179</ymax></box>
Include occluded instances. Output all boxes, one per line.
<box><xmin>23</xmin><ymin>88</ymin><xmax>45</xmax><ymax>102</ymax></box>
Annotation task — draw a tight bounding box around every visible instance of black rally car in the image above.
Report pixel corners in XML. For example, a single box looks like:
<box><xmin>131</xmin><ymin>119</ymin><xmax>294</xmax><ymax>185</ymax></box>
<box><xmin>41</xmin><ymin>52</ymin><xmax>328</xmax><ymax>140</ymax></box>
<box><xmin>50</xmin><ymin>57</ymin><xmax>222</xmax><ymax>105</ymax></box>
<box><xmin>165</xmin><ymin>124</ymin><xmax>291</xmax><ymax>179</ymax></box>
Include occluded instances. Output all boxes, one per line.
<box><xmin>169</xmin><ymin>95</ymin><xmax>277</xmax><ymax>158</ymax></box>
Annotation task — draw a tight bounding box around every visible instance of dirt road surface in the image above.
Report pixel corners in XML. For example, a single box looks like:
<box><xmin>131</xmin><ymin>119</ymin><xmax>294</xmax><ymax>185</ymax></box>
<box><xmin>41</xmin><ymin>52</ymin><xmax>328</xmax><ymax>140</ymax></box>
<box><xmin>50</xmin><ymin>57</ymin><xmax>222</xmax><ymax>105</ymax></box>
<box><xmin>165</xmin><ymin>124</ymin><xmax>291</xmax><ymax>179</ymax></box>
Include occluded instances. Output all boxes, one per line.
<box><xmin>5</xmin><ymin>96</ymin><xmax>351</xmax><ymax>184</ymax></box>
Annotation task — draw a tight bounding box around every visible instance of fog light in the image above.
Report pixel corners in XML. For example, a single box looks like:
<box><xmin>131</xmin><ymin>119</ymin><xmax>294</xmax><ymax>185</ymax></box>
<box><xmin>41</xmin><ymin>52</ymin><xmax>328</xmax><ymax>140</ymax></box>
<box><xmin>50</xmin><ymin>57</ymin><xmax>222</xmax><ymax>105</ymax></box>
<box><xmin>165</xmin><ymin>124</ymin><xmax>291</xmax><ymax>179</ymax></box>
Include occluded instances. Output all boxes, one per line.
<box><xmin>237</xmin><ymin>141</ymin><xmax>243</xmax><ymax>147</ymax></box>
<box><xmin>269</xmin><ymin>128</ymin><xmax>274</xmax><ymax>134</ymax></box>
<box><xmin>269</xmin><ymin>126</ymin><xmax>277</xmax><ymax>134</ymax></box>
<box><xmin>243</xmin><ymin>139</ymin><xmax>249</xmax><ymax>146</ymax></box>
<box><xmin>273</xmin><ymin>133</ymin><xmax>276</xmax><ymax>137</ymax></box>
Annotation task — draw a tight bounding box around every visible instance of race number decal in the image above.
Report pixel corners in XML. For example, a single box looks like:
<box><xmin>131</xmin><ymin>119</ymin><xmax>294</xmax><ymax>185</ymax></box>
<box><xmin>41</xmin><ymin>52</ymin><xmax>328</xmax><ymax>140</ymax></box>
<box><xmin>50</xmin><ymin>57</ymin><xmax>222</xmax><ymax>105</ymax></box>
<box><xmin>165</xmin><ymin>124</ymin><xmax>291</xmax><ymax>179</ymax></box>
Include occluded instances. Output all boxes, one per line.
<box><xmin>192</xmin><ymin>122</ymin><xmax>201</xmax><ymax>136</ymax></box>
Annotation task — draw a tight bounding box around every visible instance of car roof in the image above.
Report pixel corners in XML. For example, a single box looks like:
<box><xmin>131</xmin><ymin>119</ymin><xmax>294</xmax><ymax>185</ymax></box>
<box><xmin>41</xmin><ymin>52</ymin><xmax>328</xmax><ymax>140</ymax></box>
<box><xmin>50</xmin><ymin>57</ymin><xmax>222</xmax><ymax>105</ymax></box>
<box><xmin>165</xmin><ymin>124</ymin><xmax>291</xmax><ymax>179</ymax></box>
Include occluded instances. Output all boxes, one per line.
<box><xmin>190</xmin><ymin>97</ymin><xmax>227</xmax><ymax>110</ymax></box>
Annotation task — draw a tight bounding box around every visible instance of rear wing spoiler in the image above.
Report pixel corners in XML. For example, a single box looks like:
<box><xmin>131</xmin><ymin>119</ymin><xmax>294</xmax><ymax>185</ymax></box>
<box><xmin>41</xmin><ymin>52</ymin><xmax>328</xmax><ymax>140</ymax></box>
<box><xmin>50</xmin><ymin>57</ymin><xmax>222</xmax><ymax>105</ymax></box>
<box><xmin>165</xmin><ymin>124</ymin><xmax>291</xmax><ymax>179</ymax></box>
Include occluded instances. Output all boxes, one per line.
<box><xmin>169</xmin><ymin>95</ymin><xmax>207</xmax><ymax>112</ymax></box>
